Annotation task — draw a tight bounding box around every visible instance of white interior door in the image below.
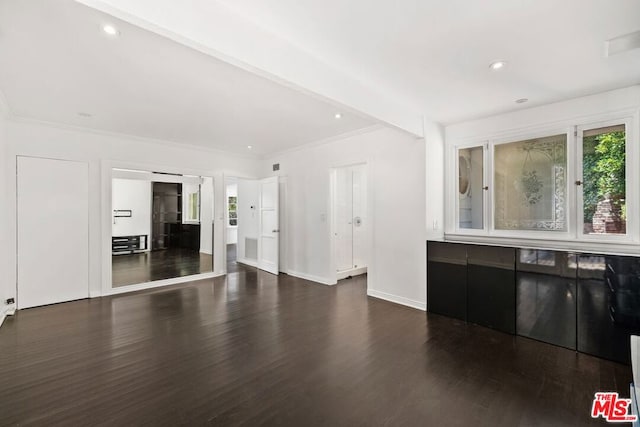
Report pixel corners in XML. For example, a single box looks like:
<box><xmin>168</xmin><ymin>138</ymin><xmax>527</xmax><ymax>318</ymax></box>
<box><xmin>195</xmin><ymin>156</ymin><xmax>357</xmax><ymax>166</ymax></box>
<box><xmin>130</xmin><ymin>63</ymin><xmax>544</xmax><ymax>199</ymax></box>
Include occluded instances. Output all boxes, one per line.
<box><xmin>335</xmin><ymin>167</ymin><xmax>353</xmax><ymax>272</ymax></box>
<box><xmin>351</xmin><ymin>165</ymin><xmax>368</xmax><ymax>269</ymax></box>
<box><xmin>17</xmin><ymin>156</ymin><xmax>89</xmax><ymax>309</ymax></box>
<box><xmin>258</xmin><ymin>176</ymin><xmax>279</xmax><ymax>274</ymax></box>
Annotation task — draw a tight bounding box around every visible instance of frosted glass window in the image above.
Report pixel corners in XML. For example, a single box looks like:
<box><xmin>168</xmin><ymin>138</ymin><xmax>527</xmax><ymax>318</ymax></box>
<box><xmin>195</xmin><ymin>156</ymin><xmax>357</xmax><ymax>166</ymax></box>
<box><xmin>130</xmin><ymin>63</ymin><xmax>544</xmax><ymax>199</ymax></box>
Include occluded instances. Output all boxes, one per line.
<box><xmin>494</xmin><ymin>134</ymin><xmax>567</xmax><ymax>231</ymax></box>
<box><xmin>458</xmin><ymin>146</ymin><xmax>484</xmax><ymax>229</ymax></box>
<box><xmin>581</xmin><ymin>124</ymin><xmax>626</xmax><ymax>235</ymax></box>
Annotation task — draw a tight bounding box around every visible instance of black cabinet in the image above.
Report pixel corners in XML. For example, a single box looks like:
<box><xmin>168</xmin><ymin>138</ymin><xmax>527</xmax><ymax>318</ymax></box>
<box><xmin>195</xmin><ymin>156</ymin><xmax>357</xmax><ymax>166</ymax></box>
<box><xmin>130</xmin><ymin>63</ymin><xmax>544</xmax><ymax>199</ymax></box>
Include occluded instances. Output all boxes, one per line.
<box><xmin>427</xmin><ymin>242</ymin><xmax>467</xmax><ymax>321</ymax></box>
<box><xmin>577</xmin><ymin>254</ymin><xmax>640</xmax><ymax>364</ymax></box>
<box><xmin>516</xmin><ymin>249</ymin><xmax>577</xmax><ymax>350</ymax></box>
<box><xmin>112</xmin><ymin>235</ymin><xmax>148</xmax><ymax>254</ymax></box>
<box><xmin>467</xmin><ymin>245</ymin><xmax>516</xmax><ymax>334</ymax></box>
<box><xmin>426</xmin><ymin>241</ymin><xmax>640</xmax><ymax>364</ymax></box>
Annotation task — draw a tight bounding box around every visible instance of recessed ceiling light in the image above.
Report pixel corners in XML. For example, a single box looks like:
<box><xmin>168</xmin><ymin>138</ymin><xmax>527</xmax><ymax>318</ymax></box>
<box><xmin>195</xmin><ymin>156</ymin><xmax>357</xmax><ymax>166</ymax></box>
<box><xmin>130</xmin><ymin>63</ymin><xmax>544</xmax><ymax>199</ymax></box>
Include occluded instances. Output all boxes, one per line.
<box><xmin>247</xmin><ymin>145</ymin><xmax>253</xmax><ymax>149</ymax></box>
<box><xmin>334</xmin><ymin>113</ymin><xmax>342</xmax><ymax>119</ymax></box>
<box><xmin>103</xmin><ymin>24</ymin><xmax>119</xmax><ymax>36</ymax></box>
<box><xmin>515</xmin><ymin>98</ymin><xmax>529</xmax><ymax>104</ymax></box>
<box><xmin>489</xmin><ymin>61</ymin><xmax>507</xmax><ymax>70</ymax></box>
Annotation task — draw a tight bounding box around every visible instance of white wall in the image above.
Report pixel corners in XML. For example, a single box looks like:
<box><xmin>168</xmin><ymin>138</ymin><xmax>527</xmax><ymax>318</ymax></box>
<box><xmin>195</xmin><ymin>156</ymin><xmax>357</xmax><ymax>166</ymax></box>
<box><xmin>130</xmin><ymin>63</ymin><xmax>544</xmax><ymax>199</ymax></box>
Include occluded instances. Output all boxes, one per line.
<box><xmin>236</xmin><ymin>178</ymin><xmax>259</xmax><ymax>264</ymax></box>
<box><xmin>424</xmin><ymin>120</ymin><xmax>445</xmax><ymax>241</ymax></box>
<box><xmin>0</xmin><ymin>101</ymin><xmax>11</xmax><ymax>324</ymax></box>
<box><xmin>446</xmin><ymin>86</ymin><xmax>640</xmax><ymax>143</ymax></box>
<box><xmin>225</xmin><ymin>181</ymin><xmax>238</xmax><ymax>245</ymax></box>
<box><xmin>263</xmin><ymin>126</ymin><xmax>427</xmax><ymax>309</ymax></box>
<box><xmin>199</xmin><ymin>177</ymin><xmax>214</xmax><ymax>254</ymax></box>
<box><xmin>111</xmin><ymin>178</ymin><xmax>152</xmax><ymax>244</ymax></box>
<box><xmin>3</xmin><ymin>119</ymin><xmax>260</xmax><ymax>301</ymax></box>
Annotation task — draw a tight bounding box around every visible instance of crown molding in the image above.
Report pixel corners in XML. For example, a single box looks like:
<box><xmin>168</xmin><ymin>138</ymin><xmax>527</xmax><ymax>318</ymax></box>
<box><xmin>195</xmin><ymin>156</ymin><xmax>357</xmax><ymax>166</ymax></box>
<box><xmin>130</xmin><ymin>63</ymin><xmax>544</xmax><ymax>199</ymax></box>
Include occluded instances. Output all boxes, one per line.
<box><xmin>7</xmin><ymin>114</ymin><xmax>261</xmax><ymax>160</ymax></box>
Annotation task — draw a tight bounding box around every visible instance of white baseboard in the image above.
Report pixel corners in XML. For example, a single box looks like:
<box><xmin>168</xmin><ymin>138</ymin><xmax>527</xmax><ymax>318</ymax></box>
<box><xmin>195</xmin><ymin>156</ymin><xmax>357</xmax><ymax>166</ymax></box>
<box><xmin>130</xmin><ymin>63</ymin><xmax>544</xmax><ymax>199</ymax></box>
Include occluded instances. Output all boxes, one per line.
<box><xmin>0</xmin><ymin>304</ymin><xmax>16</xmax><ymax>329</ymax></box>
<box><xmin>286</xmin><ymin>270</ymin><xmax>337</xmax><ymax>286</ymax></box>
<box><xmin>367</xmin><ymin>289</ymin><xmax>426</xmax><ymax>311</ymax></box>
<box><xmin>336</xmin><ymin>266</ymin><xmax>367</xmax><ymax>280</ymax></box>
<box><xmin>101</xmin><ymin>271</ymin><xmax>224</xmax><ymax>296</ymax></box>
<box><xmin>236</xmin><ymin>258</ymin><xmax>258</xmax><ymax>268</ymax></box>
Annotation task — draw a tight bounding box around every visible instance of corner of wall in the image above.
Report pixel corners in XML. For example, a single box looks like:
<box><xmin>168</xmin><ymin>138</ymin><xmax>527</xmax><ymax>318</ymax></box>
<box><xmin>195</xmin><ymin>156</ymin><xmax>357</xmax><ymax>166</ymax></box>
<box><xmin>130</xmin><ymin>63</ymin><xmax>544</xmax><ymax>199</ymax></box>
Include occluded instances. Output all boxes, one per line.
<box><xmin>424</xmin><ymin>119</ymin><xmax>445</xmax><ymax>241</ymax></box>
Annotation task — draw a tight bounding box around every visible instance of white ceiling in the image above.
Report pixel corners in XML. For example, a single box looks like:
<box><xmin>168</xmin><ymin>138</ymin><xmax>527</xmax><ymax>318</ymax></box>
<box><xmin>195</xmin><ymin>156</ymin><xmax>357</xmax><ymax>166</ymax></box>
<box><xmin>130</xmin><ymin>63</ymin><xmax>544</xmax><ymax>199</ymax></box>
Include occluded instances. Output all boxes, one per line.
<box><xmin>219</xmin><ymin>0</ymin><xmax>640</xmax><ymax>124</ymax></box>
<box><xmin>0</xmin><ymin>0</ymin><xmax>376</xmax><ymax>156</ymax></box>
<box><xmin>1</xmin><ymin>0</ymin><xmax>639</xmax><ymax>154</ymax></box>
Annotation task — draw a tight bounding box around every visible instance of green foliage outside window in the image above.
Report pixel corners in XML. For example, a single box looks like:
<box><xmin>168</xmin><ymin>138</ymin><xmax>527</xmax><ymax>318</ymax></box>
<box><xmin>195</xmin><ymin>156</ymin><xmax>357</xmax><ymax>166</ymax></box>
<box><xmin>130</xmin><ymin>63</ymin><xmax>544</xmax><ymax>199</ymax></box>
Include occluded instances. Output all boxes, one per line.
<box><xmin>582</xmin><ymin>130</ymin><xmax>626</xmax><ymax>223</ymax></box>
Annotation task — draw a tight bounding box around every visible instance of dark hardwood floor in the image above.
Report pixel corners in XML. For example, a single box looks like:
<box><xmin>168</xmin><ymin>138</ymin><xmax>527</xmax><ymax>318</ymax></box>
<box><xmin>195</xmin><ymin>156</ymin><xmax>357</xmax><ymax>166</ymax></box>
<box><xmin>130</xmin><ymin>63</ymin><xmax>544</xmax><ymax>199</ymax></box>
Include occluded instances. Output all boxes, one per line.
<box><xmin>226</xmin><ymin>243</ymin><xmax>240</xmax><ymax>274</ymax></box>
<box><xmin>112</xmin><ymin>248</ymin><xmax>214</xmax><ymax>287</ymax></box>
<box><xmin>0</xmin><ymin>266</ymin><xmax>632</xmax><ymax>426</ymax></box>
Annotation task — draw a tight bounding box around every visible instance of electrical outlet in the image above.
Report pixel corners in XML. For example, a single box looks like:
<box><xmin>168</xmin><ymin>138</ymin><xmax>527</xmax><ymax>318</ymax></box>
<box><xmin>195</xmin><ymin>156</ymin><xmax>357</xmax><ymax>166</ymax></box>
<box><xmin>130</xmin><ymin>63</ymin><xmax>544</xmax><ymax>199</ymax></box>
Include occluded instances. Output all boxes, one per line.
<box><xmin>6</xmin><ymin>298</ymin><xmax>15</xmax><ymax>305</ymax></box>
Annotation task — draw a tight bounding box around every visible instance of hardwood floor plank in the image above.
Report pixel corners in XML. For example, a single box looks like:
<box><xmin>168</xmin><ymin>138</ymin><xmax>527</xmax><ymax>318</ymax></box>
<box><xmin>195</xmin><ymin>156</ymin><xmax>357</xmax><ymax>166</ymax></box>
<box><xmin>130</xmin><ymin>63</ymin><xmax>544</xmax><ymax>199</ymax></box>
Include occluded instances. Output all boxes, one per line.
<box><xmin>0</xmin><ymin>267</ymin><xmax>632</xmax><ymax>426</ymax></box>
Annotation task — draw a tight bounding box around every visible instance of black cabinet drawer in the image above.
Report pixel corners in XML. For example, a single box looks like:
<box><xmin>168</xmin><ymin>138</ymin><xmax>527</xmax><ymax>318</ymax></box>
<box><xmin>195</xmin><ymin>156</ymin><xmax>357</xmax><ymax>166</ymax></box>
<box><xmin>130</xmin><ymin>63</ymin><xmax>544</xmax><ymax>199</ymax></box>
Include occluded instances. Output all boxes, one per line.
<box><xmin>427</xmin><ymin>242</ymin><xmax>467</xmax><ymax>321</ymax></box>
<box><xmin>466</xmin><ymin>245</ymin><xmax>515</xmax><ymax>334</ymax></box>
<box><xmin>577</xmin><ymin>254</ymin><xmax>640</xmax><ymax>364</ymax></box>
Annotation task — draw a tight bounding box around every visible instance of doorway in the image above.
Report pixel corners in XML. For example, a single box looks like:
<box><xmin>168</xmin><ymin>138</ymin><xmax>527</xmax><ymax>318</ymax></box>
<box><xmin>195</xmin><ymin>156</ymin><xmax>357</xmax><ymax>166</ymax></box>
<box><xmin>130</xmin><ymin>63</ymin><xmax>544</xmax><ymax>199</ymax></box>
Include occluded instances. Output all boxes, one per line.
<box><xmin>332</xmin><ymin>164</ymin><xmax>368</xmax><ymax>281</ymax></box>
<box><xmin>225</xmin><ymin>176</ymin><xmax>283</xmax><ymax>275</ymax></box>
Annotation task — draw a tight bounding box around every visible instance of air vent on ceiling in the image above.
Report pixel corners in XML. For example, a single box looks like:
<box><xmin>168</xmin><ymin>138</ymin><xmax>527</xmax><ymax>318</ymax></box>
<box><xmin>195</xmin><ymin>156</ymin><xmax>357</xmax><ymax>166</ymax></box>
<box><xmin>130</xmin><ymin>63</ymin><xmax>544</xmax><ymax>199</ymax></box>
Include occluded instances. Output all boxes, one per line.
<box><xmin>273</xmin><ymin>163</ymin><xmax>280</xmax><ymax>171</ymax></box>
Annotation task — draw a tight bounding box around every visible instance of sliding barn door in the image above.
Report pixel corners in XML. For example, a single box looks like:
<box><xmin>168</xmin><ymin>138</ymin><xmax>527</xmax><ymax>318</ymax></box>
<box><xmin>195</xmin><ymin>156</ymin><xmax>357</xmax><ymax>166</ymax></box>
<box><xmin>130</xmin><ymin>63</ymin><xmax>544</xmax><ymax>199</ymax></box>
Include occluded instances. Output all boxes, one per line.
<box><xmin>17</xmin><ymin>156</ymin><xmax>89</xmax><ymax>309</ymax></box>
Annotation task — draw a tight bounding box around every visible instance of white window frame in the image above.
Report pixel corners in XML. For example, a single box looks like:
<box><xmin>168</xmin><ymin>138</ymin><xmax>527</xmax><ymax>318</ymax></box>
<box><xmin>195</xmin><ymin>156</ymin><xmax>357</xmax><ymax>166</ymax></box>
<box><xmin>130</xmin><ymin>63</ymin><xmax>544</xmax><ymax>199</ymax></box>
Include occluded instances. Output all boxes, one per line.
<box><xmin>453</xmin><ymin>142</ymin><xmax>488</xmax><ymax>235</ymax></box>
<box><xmin>576</xmin><ymin>116</ymin><xmax>637</xmax><ymax>243</ymax></box>
<box><xmin>446</xmin><ymin>109</ymin><xmax>640</xmax><ymax>253</ymax></box>
<box><xmin>227</xmin><ymin>195</ymin><xmax>238</xmax><ymax>227</ymax></box>
<box><xmin>182</xmin><ymin>184</ymin><xmax>201</xmax><ymax>224</ymax></box>
<box><xmin>488</xmin><ymin>127</ymin><xmax>575</xmax><ymax>241</ymax></box>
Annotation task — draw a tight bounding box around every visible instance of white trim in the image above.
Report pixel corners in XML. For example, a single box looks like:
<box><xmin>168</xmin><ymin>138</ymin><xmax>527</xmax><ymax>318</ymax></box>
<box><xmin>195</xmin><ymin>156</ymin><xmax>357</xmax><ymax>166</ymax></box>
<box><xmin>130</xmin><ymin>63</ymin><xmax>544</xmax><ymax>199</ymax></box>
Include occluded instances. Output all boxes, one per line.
<box><xmin>336</xmin><ymin>266</ymin><xmax>367</xmax><ymax>280</ymax></box>
<box><xmin>576</xmin><ymin>115</ymin><xmax>638</xmax><ymax>243</ymax></box>
<box><xmin>444</xmin><ymin>233</ymin><xmax>640</xmax><ymax>257</ymax></box>
<box><xmin>0</xmin><ymin>304</ymin><xmax>14</xmax><ymax>328</ymax></box>
<box><xmin>367</xmin><ymin>289</ymin><xmax>426</xmax><ymax>311</ymax></box>
<box><xmin>102</xmin><ymin>160</ymin><xmax>222</xmax><ymax>295</ymax></box>
<box><xmin>452</xmin><ymin>142</ymin><xmax>488</xmax><ymax>234</ymax></box>
<box><xmin>329</xmin><ymin>161</ymin><xmax>372</xmax><ymax>284</ymax></box>
<box><xmin>488</xmin><ymin>127</ymin><xmax>574</xmax><ymax>239</ymax></box>
<box><xmin>286</xmin><ymin>270</ymin><xmax>337</xmax><ymax>286</ymax></box>
<box><xmin>101</xmin><ymin>272</ymin><xmax>222</xmax><ymax>297</ymax></box>
<box><xmin>236</xmin><ymin>258</ymin><xmax>258</xmax><ymax>268</ymax></box>
<box><xmin>446</xmin><ymin>107</ymin><xmax>640</xmax><ymax>248</ymax></box>
<box><xmin>9</xmin><ymin>115</ymin><xmax>259</xmax><ymax>159</ymax></box>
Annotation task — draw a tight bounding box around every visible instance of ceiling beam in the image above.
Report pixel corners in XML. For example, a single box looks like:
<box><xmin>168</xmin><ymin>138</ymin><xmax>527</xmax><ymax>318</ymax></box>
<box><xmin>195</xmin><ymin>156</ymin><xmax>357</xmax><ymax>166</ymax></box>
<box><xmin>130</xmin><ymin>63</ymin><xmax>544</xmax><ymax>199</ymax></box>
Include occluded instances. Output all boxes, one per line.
<box><xmin>76</xmin><ymin>0</ymin><xmax>425</xmax><ymax>137</ymax></box>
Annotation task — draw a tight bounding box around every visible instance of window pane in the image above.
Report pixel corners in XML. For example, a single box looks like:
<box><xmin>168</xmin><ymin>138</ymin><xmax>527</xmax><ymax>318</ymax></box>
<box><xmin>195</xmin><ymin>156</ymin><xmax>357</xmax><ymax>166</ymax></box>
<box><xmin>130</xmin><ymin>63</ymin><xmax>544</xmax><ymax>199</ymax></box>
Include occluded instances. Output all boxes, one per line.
<box><xmin>458</xmin><ymin>146</ymin><xmax>483</xmax><ymax>229</ymax></box>
<box><xmin>582</xmin><ymin>124</ymin><xmax>626</xmax><ymax>235</ymax></box>
<box><xmin>494</xmin><ymin>134</ymin><xmax>567</xmax><ymax>231</ymax></box>
<box><xmin>189</xmin><ymin>193</ymin><xmax>197</xmax><ymax>220</ymax></box>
